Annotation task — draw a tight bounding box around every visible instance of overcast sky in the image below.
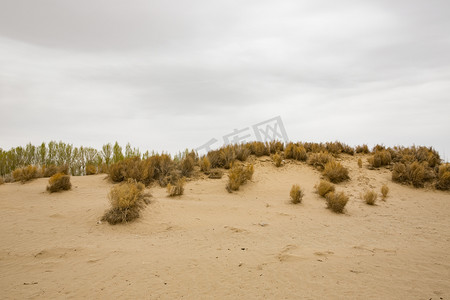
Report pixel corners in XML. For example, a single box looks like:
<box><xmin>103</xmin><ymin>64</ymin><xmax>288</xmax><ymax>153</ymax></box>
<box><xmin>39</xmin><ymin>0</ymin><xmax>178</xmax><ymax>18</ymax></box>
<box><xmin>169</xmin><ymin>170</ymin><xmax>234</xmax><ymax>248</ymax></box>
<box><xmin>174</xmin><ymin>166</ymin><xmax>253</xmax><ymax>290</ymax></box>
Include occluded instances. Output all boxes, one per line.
<box><xmin>0</xmin><ymin>0</ymin><xmax>449</xmax><ymax>159</ymax></box>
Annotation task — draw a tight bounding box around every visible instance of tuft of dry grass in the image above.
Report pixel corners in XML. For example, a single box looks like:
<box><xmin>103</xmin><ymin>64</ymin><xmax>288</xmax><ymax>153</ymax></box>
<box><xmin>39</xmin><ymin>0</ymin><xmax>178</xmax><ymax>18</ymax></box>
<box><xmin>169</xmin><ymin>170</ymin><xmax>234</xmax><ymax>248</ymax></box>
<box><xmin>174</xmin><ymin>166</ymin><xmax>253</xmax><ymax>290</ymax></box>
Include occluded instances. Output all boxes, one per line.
<box><xmin>102</xmin><ymin>179</ymin><xmax>149</xmax><ymax>225</ymax></box>
<box><xmin>290</xmin><ymin>184</ymin><xmax>304</xmax><ymax>204</ymax></box>
<box><xmin>180</xmin><ymin>156</ymin><xmax>195</xmax><ymax>177</ymax></box>
<box><xmin>47</xmin><ymin>173</ymin><xmax>71</xmax><ymax>193</ymax></box>
<box><xmin>12</xmin><ymin>165</ymin><xmax>40</xmax><ymax>183</ymax></box>
<box><xmin>226</xmin><ymin>163</ymin><xmax>254</xmax><ymax>192</ymax></box>
<box><xmin>325</xmin><ymin>191</ymin><xmax>349</xmax><ymax>213</ymax></box>
<box><xmin>199</xmin><ymin>156</ymin><xmax>211</xmax><ymax>173</ymax></box>
<box><xmin>363</xmin><ymin>190</ymin><xmax>377</xmax><ymax>205</ymax></box>
<box><xmin>322</xmin><ymin>160</ymin><xmax>349</xmax><ymax>183</ymax></box>
<box><xmin>355</xmin><ymin>144</ymin><xmax>370</xmax><ymax>154</ymax></box>
<box><xmin>167</xmin><ymin>177</ymin><xmax>185</xmax><ymax>197</ymax></box>
<box><xmin>0</xmin><ymin>177</ymin><xmax>4</xmax><ymax>185</ymax></box>
<box><xmin>368</xmin><ymin>150</ymin><xmax>392</xmax><ymax>168</ymax></box>
<box><xmin>248</xmin><ymin>142</ymin><xmax>269</xmax><ymax>157</ymax></box>
<box><xmin>381</xmin><ymin>184</ymin><xmax>389</xmax><ymax>199</ymax></box>
<box><xmin>436</xmin><ymin>164</ymin><xmax>450</xmax><ymax>190</ymax></box>
<box><xmin>208</xmin><ymin>168</ymin><xmax>223</xmax><ymax>179</ymax></box>
<box><xmin>85</xmin><ymin>164</ymin><xmax>97</xmax><ymax>175</ymax></box>
<box><xmin>272</xmin><ymin>153</ymin><xmax>282</xmax><ymax>167</ymax></box>
<box><xmin>358</xmin><ymin>158</ymin><xmax>362</xmax><ymax>168</ymax></box>
<box><xmin>307</xmin><ymin>151</ymin><xmax>334</xmax><ymax>169</ymax></box>
<box><xmin>208</xmin><ymin>149</ymin><xmax>226</xmax><ymax>168</ymax></box>
<box><xmin>235</xmin><ymin>144</ymin><xmax>251</xmax><ymax>161</ymax></box>
<box><xmin>315</xmin><ymin>180</ymin><xmax>336</xmax><ymax>197</ymax></box>
<box><xmin>284</xmin><ymin>143</ymin><xmax>307</xmax><ymax>161</ymax></box>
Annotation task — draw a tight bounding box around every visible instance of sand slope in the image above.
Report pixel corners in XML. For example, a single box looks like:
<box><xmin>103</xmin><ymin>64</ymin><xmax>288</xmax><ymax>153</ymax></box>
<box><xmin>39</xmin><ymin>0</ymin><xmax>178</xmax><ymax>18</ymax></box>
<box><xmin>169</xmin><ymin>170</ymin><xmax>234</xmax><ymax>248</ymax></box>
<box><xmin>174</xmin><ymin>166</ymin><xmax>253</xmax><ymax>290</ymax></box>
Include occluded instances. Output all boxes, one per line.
<box><xmin>1</xmin><ymin>155</ymin><xmax>449</xmax><ymax>299</ymax></box>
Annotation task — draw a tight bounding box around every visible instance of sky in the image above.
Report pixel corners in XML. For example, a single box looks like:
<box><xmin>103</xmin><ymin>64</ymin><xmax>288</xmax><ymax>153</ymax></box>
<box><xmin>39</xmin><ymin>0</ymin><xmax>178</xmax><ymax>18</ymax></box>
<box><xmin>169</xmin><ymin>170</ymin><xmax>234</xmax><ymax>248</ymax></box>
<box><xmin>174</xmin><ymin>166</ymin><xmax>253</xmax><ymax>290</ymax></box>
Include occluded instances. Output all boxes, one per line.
<box><xmin>0</xmin><ymin>0</ymin><xmax>449</xmax><ymax>159</ymax></box>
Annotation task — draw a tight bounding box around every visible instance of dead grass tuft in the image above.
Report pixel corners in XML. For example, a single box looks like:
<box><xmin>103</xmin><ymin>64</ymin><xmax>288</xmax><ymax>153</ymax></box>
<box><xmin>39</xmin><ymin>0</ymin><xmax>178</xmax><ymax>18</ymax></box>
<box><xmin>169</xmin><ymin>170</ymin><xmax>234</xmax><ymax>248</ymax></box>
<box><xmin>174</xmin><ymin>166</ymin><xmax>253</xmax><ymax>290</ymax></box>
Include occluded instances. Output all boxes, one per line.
<box><xmin>363</xmin><ymin>190</ymin><xmax>377</xmax><ymax>205</ymax></box>
<box><xmin>208</xmin><ymin>168</ymin><xmax>223</xmax><ymax>179</ymax></box>
<box><xmin>272</xmin><ymin>153</ymin><xmax>282</xmax><ymax>167</ymax></box>
<box><xmin>290</xmin><ymin>184</ymin><xmax>304</xmax><ymax>204</ymax></box>
<box><xmin>12</xmin><ymin>165</ymin><xmax>40</xmax><ymax>183</ymax></box>
<box><xmin>199</xmin><ymin>156</ymin><xmax>211</xmax><ymax>173</ymax></box>
<box><xmin>315</xmin><ymin>180</ymin><xmax>335</xmax><ymax>197</ymax></box>
<box><xmin>436</xmin><ymin>164</ymin><xmax>450</xmax><ymax>190</ymax></box>
<box><xmin>368</xmin><ymin>150</ymin><xmax>392</xmax><ymax>168</ymax></box>
<box><xmin>381</xmin><ymin>184</ymin><xmax>389</xmax><ymax>199</ymax></box>
<box><xmin>85</xmin><ymin>164</ymin><xmax>97</xmax><ymax>175</ymax></box>
<box><xmin>325</xmin><ymin>191</ymin><xmax>349</xmax><ymax>213</ymax></box>
<box><xmin>226</xmin><ymin>163</ymin><xmax>254</xmax><ymax>192</ymax></box>
<box><xmin>307</xmin><ymin>151</ymin><xmax>334</xmax><ymax>169</ymax></box>
<box><xmin>167</xmin><ymin>177</ymin><xmax>185</xmax><ymax>197</ymax></box>
<box><xmin>358</xmin><ymin>158</ymin><xmax>362</xmax><ymax>168</ymax></box>
<box><xmin>322</xmin><ymin>160</ymin><xmax>350</xmax><ymax>183</ymax></box>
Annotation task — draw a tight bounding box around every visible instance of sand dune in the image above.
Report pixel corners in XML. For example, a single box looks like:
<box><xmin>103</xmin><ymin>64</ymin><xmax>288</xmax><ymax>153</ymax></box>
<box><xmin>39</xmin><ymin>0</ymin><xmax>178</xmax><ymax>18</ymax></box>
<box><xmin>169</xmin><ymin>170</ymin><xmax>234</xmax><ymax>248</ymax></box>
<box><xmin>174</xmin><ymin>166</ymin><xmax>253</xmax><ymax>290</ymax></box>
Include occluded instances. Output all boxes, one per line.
<box><xmin>1</xmin><ymin>155</ymin><xmax>449</xmax><ymax>299</ymax></box>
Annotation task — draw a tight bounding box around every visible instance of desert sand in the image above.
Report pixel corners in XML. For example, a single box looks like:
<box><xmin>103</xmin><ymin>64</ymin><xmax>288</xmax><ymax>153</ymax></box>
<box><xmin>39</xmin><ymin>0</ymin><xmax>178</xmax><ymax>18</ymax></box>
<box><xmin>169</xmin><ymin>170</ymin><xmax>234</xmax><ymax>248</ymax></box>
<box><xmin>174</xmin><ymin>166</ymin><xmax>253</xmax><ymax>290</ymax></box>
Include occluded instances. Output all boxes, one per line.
<box><xmin>0</xmin><ymin>154</ymin><xmax>449</xmax><ymax>299</ymax></box>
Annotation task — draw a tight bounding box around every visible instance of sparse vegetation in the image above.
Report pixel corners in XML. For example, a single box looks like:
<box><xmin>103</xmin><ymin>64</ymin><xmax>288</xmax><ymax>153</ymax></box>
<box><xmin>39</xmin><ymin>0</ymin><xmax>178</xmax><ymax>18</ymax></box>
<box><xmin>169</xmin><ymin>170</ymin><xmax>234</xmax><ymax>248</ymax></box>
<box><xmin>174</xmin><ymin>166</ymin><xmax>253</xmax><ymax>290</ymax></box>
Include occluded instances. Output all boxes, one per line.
<box><xmin>315</xmin><ymin>180</ymin><xmax>335</xmax><ymax>197</ymax></box>
<box><xmin>102</xmin><ymin>179</ymin><xmax>149</xmax><ymax>225</ymax></box>
<box><xmin>392</xmin><ymin>161</ymin><xmax>430</xmax><ymax>188</ymax></box>
<box><xmin>322</xmin><ymin>160</ymin><xmax>349</xmax><ymax>183</ymax></box>
<box><xmin>355</xmin><ymin>144</ymin><xmax>370</xmax><ymax>154</ymax></box>
<box><xmin>325</xmin><ymin>191</ymin><xmax>349</xmax><ymax>213</ymax></box>
<box><xmin>284</xmin><ymin>143</ymin><xmax>307</xmax><ymax>161</ymax></box>
<box><xmin>208</xmin><ymin>169</ymin><xmax>223</xmax><ymax>179</ymax></box>
<box><xmin>167</xmin><ymin>178</ymin><xmax>185</xmax><ymax>197</ymax></box>
<box><xmin>272</xmin><ymin>153</ymin><xmax>282</xmax><ymax>167</ymax></box>
<box><xmin>358</xmin><ymin>158</ymin><xmax>362</xmax><ymax>168</ymax></box>
<box><xmin>180</xmin><ymin>156</ymin><xmax>195</xmax><ymax>177</ymax></box>
<box><xmin>381</xmin><ymin>184</ymin><xmax>389</xmax><ymax>199</ymax></box>
<box><xmin>199</xmin><ymin>156</ymin><xmax>211</xmax><ymax>173</ymax></box>
<box><xmin>85</xmin><ymin>164</ymin><xmax>97</xmax><ymax>175</ymax></box>
<box><xmin>290</xmin><ymin>184</ymin><xmax>303</xmax><ymax>204</ymax></box>
<box><xmin>436</xmin><ymin>164</ymin><xmax>450</xmax><ymax>190</ymax></box>
<box><xmin>363</xmin><ymin>190</ymin><xmax>377</xmax><ymax>205</ymax></box>
<box><xmin>226</xmin><ymin>163</ymin><xmax>254</xmax><ymax>192</ymax></box>
<box><xmin>46</xmin><ymin>173</ymin><xmax>71</xmax><ymax>193</ymax></box>
<box><xmin>0</xmin><ymin>177</ymin><xmax>4</xmax><ymax>185</ymax></box>
<box><xmin>12</xmin><ymin>165</ymin><xmax>40</xmax><ymax>183</ymax></box>
<box><xmin>368</xmin><ymin>150</ymin><xmax>392</xmax><ymax>168</ymax></box>
<box><xmin>307</xmin><ymin>151</ymin><xmax>334</xmax><ymax>170</ymax></box>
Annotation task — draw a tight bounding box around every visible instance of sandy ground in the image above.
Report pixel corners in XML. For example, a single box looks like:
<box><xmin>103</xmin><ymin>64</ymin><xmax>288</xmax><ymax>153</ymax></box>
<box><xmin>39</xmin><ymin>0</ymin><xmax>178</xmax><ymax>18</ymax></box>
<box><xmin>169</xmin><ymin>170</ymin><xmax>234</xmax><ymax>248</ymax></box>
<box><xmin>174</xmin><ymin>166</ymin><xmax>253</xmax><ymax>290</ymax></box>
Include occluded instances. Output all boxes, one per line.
<box><xmin>0</xmin><ymin>155</ymin><xmax>449</xmax><ymax>299</ymax></box>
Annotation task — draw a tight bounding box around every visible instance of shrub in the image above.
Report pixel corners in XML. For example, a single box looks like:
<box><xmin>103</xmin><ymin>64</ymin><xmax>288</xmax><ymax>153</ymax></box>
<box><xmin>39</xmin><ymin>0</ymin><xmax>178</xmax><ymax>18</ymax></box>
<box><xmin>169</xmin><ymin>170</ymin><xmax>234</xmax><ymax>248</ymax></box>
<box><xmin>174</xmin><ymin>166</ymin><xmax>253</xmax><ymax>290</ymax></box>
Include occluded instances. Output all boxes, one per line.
<box><xmin>325</xmin><ymin>191</ymin><xmax>349</xmax><ymax>213</ymax></box>
<box><xmin>208</xmin><ymin>150</ymin><xmax>226</xmax><ymax>168</ymax></box>
<box><xmin>199</xmin><ymin>156</ymin><xmax>211</xmax><ymax>173</ymax></box>
<box><xmin>357</xmin><ymin>158</ymin><xmax>362</xmax><ymax>168</ymax></box>
<box><xmin>315</xmin><ymin>180</ymin><xmax>335</xmax><ymax>197</ymax></box>
<box><xmin>235</xmin><ymin>145</ymin><xmax>251</xmax><ymax>161</ymax></box>
<box><xmin>221</xmin><ymin>146</ymin><xmax>236</xmax><ymax>169</ymax></box>
<box><xmin>363</xmin><ymin>190</ymin><xmax>377</xmax><ymax>205</ymax></box>
<box><xmin>208</xmin><ymin>168</ymin><xmax>223</xmax><ymax>179</ymax></box>
<box><xmin>436</xmin><ymin>164</ymin><xmax>450</xmax><ymax>190</ymax></box>
<box><xmin>408</xmin><ymin>161</ymin><xmax>425</xmax><ymax>188</ymax></box>
<box><xmin>249</xmin><ymin>142</ymin><xmax>269</xmax><ymax>157</ymax></box>
<box><xmin>322</xmin><ymin>160</ymin><xmax>349</xmax><ymax>183</ymax></box>
<box><xmin>226</xmin><ymin>163</ymin><xmax>254</xmax><ymax>192</ymax></box>
<box><xmin>272</xmin><ymin>153</ymin><xmax>282</xmax><ymax>167</ymax></box>
<box><xmin>167</xmin><ymin>177</ymin><xmax>185</xmax><ymax>197</ymax></box>
<box><xmin>0</xmin><ymin>177</ymin><xmax>4</xmax><ymax>185</ymax></box>
<box><xmin>85</xmin><ymin>164</ymin><xmax>97</xmax><ymax>175</ymax></box>
<box><xmin>102</xmin><ymin>179</ymin><xmax>148</xmax><ymax>225</ymax></box>
<box><xmin>381</xmin><ymin>184</ymin><xmax>389</xmax><ymax>199</ymax></box>
<box><xmin>355</xmin><ymin>144</ymin><xmax>369</xmax><ymax>154</ymax></box>
<box><xmin>42</xmin><ymin>165</ymin><xmax>59</xmax><ymax>177</ymax></box>
<box><xmin>392</xmin><ymin>163</ymin><xmax>408</xmax><ymax>183</ymax></box>
<box><xmin>290</xmin><ymin>185</ymin><xmax>303</xmax><ymax>204</ymax></box>
<box><xmin>307</xmin><ymin>152</ymin><xmax>334</xmax><ymax>169</ymax></box>
<box><xmin>47</xmin><ymin>173</ymin><xmax>71</xmax><ymax>193</ymax></box>
<box><xmin>12</xmin><ymin>165</ymin><xmax>40</xmax><ymax>183</ymax></box>
<box><xmin>285</xmin><ymin>143</ymin><xmax>307</xmax><ymax>161</ymax></box>
<box><xmin>267</xmin><ymin>141</ymin><xmax>284</xmax><ymax>154</ymax></box>
<box><xmin>368</xmin><ymin>150</ymin><xmax>392</xmax><ymax>168</ymax></box>
<box><xmin>180</xmin><ymin>156</ymin><xmax>195</xmax><ymax>177</ymax></box>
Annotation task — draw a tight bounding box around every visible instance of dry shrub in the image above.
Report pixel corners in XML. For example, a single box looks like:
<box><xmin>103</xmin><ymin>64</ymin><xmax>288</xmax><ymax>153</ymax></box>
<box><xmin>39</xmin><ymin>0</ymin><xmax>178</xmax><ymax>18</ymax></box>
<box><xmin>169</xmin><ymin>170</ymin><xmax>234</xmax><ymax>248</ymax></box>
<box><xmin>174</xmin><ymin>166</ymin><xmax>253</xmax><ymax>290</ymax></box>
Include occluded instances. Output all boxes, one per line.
<box><xmin>221</xmin><ymin>146</ymin><xmax>236</xmax><ymax>169</ymax></box>
<box><xmin>284</xmin><ymin>143</ymin><xmax>307</xmax><ymax>161</ymax></box>
<box><xmin>325</xmin><ymin>191</ymin><xmax>349</xmax><ymax>213</ymax></box>
<box><xmin>208</xmin><ymin>149</ymin><xmax>226</xmax><ymax>168</ymax></box>
<box><xmin>267</xmin><ymin>141</ymin><xmax>284</xmax><ymax>154</ymax></box>
<box><xmin>392</xmin><ymin>161</ymin><xmax>430</xmax><ymax>188</ymax></box>
<box><xmin>0</xmin><ymin>177</ymin><xmax>4</xmax><ymax>185</ymax></box>
<box><xmin>363</xmin><ymin>190</ymin><xmax>377</xmax><ymax>205</ymax></box>
<box><xmin>226</xmin><ymin>163</ymin><xmax>254</xmax><ymax>192</ymax></box>
<box><xmin>372</xmin><ymin>144</ymin><xmax>386</xmax><ymax>152</ymax></box>
<box><xmin>249</xmin><ymin>142</ymin><xmax>269</xmax><ymax>157</ymax></box>
<box><xmin>368</xmin><ymin>150</ymin><xmax>391</xmax><ymax>168</ymax></box>
<box><xmin>235</xmin><ymin>145</ymin><xmax>251</xmax><ymax>161</ymax></box>
<box><xmin>180</xmin><ymin>156</ymin><xmax>195</xmax><ymax>177</ymax></box>
<box><xmin>307</xmin><ymin>151</ymin><xmax>334</xmax><ymax>169</ymax></box>
<box><xmin>315</xmin><ymin>180</ymin><xmax>335</xmax><ymax>197</ymax></box>
<box><xmin>102</xmin><ymin>179</ymin><xmax>148</xmax><ymax>225</ymax></box>
<box><xmin>47</xmin><ymin>173</ymin><xmax>71</xmax><ymax>193</ymax></box>
<box><xmin>392</xmin><ymin>163</ymin><xmax>408</xmax><ymax>183</ymax></box>
<box><xmin>436</xmin><ymin>164</ymin><xmax>450</xmax><ymax>190</ymax></box>
<box><xmin>290</xmin><ymin>184</ymin><xmax>303</xmax><ymax>204</ymax></box>
<box><xmin>323</xmin><ymin>160</ymin><xmax>349</xmax><ymax>183</ymax></box>
<box><xmin>357</xmin><ymin>158</ymin><xmax>363</xmax><ymax>168</ymax></box>
<box><xmin>408</xmin><ymin>161</ymin><xmax>425</xmax><ymax>187</ymax></box>
<box><xmin>167</xmin><ymin>177</ymin><xmax>185</xmax><ymax>197</ymax></box>
<box><xmin>355</xmin><ymin>144</ymin><xmax>370</xmax><ymax>154</ymax></box>
<box><xmin>12</xmin><ymin>165</ymin><xmax>40</xmax><ymax>183</ymax></box>
<box><xmin>272</xmin><ymin>153</ymin><xmax>282</xmax><ymax>167</ymax></box>
<box><xmin>199</xmin><ymin>156</ymin><xmax>211</xmax><ymax>173</ymax></box>
<box><xmin>208</xmin><ymin>168</ymin><xmax>223</xmax><ymax>179</ymax></box>
<box><xmin>159</xmin><ymin>169</ymin><xmax>182</xmax><ymax>187</ymax></box>
<box><xmin>381</xmin><ymin>184</ymin><xmax>389</xmax><ymax>199</ymax></box>
<box><xmin>85</xmin><ymin>164</ymin><xmax>97</xmax><ymax>175</ymax></box>
<box><xmin>42</xmin><ymin>165</ymin><xmax>59</xmax><ymax>177</ymax></box>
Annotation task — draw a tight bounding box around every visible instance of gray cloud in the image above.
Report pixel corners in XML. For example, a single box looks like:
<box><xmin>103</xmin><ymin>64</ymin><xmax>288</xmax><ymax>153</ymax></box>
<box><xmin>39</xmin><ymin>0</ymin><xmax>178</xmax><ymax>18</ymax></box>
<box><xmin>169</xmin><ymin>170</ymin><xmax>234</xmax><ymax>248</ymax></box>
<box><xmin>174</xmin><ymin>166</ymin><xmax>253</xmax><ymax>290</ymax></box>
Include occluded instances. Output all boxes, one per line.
<box><xmin>0</xmin><ymin>0</ymin><xmax>449</xmax><ymax>159</ymax></box>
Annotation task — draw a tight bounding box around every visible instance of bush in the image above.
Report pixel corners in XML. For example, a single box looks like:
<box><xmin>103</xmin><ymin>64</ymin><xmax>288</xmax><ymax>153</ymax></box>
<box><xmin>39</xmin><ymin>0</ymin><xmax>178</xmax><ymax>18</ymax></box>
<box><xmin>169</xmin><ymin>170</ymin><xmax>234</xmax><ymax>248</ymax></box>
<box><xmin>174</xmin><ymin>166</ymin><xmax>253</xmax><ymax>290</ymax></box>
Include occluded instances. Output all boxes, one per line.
<box><xmin>392</xmin><ymin>163</ymin><xmax>408</xmax><ymax>183</ymax></box>
<box><xmin>267</xmin><ymin>141</ymin><xmax>284</xmax><ymax>154</ymax></box>
<box><xmin>322</xmin><ymin>160</ymin><xmax>349</xmax><ymax>183</ymax></box>
<box><xmin>363</xmin><ymin>190</ymin><xmax>377</xmax><ymax>205</ymax></box>
<box><xmin>357</xmin><ymin>158</ymin><xmax>362</xmax><ymax>168</ymax></box>
<box><xmin>355</xmin><ymin>144</ymin><xmax>369</xmax><ymax>154</ymax></box>
<box><xmin>47</xmin><ymin>173</ymin><xmax>71</xmax><ymax>193</ymax></box>
<box><xmin>325</xmin><ymin>191</ymin><xmax>349</xmax><ymax>213</ymax></box>
<box><xmin>381</xmin><ymin>184</ymin><xmax>389</xmax><ymax>199</ymax></box>
<box><xmin>208</xmin><ymin>169</ymin><xmax>223</xmax><ymax>179</ymax></box>
<box><xmin>368</xmin><ymin>150</ymin><xmax>391</xmax><ymax>168</ymax></box>
<box><xmin>199</xmin><ymin>156</ymin><xmax>211</xmax><ymax>173</ymax></box>
<box><xmin>408</xmin><ymin>161</ymin><xmax>425</xmax><ymax>188</ymax></box>
<box><xmin>180</xmin><ymin>156</ymin><xmax>195</xmax><ymax>177</ymax></box>
<box><xmin>221</xmin><ymin>146</ymin><xmax>236</xmax><ymax>169</ymax></box>
<box><xmin>0</xmin><ymin>177</ymin><xmax>4</xmax><ymax>185</ymax></box>
<box><xmin>315</xmin><ymin>180</ymin><xmax>335</xmax><ymax>197</ymax></box>
<box><xmin>248</xmin><ymin>142</ymin><xmax>269</xmax><ymax>157</ymax></box>
<box><xmin>102</xmin><ymin>179</ymin><xmax>148</xmax><ymax>225</ymax></box>
<box><xmin>235</xmin><ymin>145</ymin><xmax>251</xmax><ymax>162</ymax></box>
<box><xmin>285</xmin><ymin>143</ymin><xmax>307</xmax><ymax>161</ymax></box>
<box><xmin>208</xmin><ymin>149</ymin><xmax>226</xmax><ymax>168</ymax></box>
<box><xmin>436</xmin><ymin>164</ymin><xmax>450</xmax><ymax>190</ymax></box>
<box><xmin>272</xmin><ymin>153</ymin><xmax>282</xmax><ymax>167</ymax></box>
<box><xmin>85</xmin><ymin>164</ymin><xmax>97</xmax><ymax>175</ymax></box>
<box><xmin>226</xmin><ymin>163</ymin><xmax>254</xmax><ymax>192</ymax></box>
<box><xmin>12</xmin><ymin>165</ymin><xmax>40</xmax><ymax>183</ymax></box>
<box><xmin>307</xmin><ymin>152</ymin><xmax>334</xmax><ymax>170</ymax></box>
<box><xmin>290</xmin><ymin>185</ymin><xmax>303</xmax><ymax>204</ymax></box>
<box><xmin>42</xmin><ymin>165</ymin><xmax>59</xmax><ymax>177</ymax></box>
<box><xmin>167</xmin><ymin>178</ymin><xmax>185</xmax><ymax>196</ymax></box>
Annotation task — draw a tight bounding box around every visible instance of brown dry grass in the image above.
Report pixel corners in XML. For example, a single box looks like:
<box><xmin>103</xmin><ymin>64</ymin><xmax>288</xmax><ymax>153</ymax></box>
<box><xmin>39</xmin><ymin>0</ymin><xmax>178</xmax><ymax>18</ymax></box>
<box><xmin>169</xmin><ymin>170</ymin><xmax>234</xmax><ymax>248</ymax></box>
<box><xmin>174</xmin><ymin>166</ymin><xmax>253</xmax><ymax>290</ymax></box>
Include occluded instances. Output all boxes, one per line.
<box><xmin>363</xmin><ymin>190</ymin><xmax>377</xmax><ymax>205</ymax></box>
<box><xmin>85</xmin><ymin>164</ymin><xmax>97</xmax><ymax>175</ymax></box>
<box><xmin>322</xmin><ymin>160</ymin><xmax>350</xmax><ymax>183</ymax></box>
<box><xmin>12</xmin><ymin>165</ymin><xmax>40</xmax><ymax>183</ymax></box>
<box><xmin>368</xmin><ymin>150</ymin><xmax>392</xmax><ymax>168</ymax></box>
<box><xmin>226</xmin><ymin>163</ymin><xmax>254</xmax><ymax>192</ymax></box>
<box><xmin>315</xmin><ymin>180</ymin><xmax>335</xmax><ymax>197</ymax></box>
<box><xmin>325</xmin><ymin>191</ymin><xmax>349</xmax><ymax>213</ymax></box>
<box><xmin>436</xmin><ymin>164</ymin><xmax>450</xmax><ymax>190</ymax></box>
<box><xmin>290</xmin><ymin>185</ymin><xmax>303</xmax><ymax>204</ymax></box>
<box><xmin>199</xmin><ymin>157</ymin><xmax>211</xmax><ymax>173</ymax></box>
<box><xmin>167</xmin><ymin>178</ymin><xmax>185</xmax><ymax>197</ymax></box>
<box><xmin>272</xmin><ymin>153</ymin><xmax>282</xmax><ymax>167</ymax></box>
<box><xmin>307</xmin><ymin>152</ymin><xmax>334</xmax><ymax>170</ymax></box>
<box><xmin>47</xmin><ymin>173</ymin><xmax>71</xmax><ymax>193</ymax></box>
<box><xmin>381</xmin><ymin>184</ymin><xmax>389</xmax><ymax>199</ymax></box>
